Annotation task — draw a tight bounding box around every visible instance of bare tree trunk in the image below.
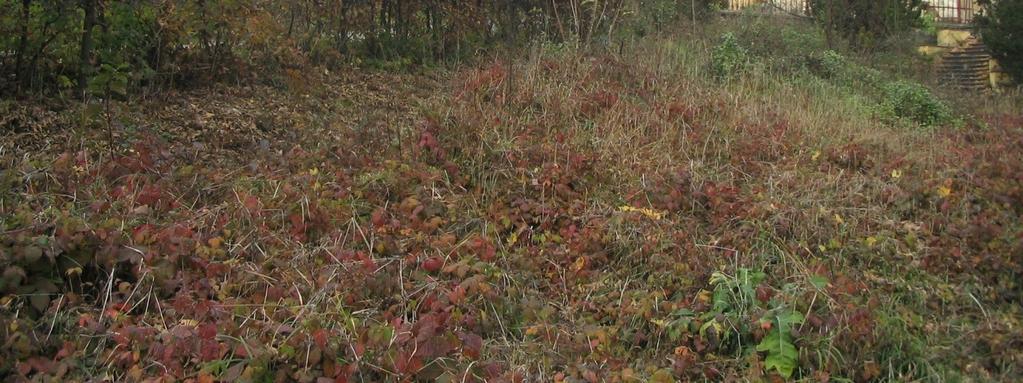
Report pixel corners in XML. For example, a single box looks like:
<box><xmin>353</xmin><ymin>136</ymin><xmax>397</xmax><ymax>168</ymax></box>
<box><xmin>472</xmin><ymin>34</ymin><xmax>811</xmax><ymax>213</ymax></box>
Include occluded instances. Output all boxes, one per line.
<box><xmin>551</xmin><ymin>0</ymin><xmax>568</xmax><ymax>43</ymax></box>
<box><xmin>287</xmin><ymin>2</ymin><xmax>296</xmax><ymax>38</ymax></box>
<box><xmin>78</xmin><ymin>0</ymin><xmax>98</xmax><ymax>99</ymax></box>
<box><xmin>13</xmin><ymin>0</ymin><xmax>32</xmax><ymax>96</ymax></box>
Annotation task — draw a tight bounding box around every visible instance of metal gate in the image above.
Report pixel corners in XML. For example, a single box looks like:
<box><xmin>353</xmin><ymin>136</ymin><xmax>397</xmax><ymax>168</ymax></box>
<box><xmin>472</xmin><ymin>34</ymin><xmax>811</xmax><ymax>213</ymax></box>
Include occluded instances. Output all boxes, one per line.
<box><xmin>726</xmin><ymin>0</ymin><xmax>978</xmax><ymax>24</ymax></box>
<box><xmin>926</xmin><ymin>0</ymin><xmax>977</xmax><ymax>24</ymax></box>
<box><xmin>726</xmin><ymin>0</ymin><xmax>810</xmax><ymax>15</ymax></box>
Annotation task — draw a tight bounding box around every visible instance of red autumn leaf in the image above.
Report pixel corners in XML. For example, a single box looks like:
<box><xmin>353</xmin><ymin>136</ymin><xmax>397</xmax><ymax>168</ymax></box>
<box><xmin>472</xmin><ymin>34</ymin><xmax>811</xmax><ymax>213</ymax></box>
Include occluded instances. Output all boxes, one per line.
<box><xmin>289</xmin><ymin>213</ymin><xmax>308</xmax><ymax>241</ymax></box>
<box><xmin>199</xmin><ymin>322</ymin><xmax>217</xmax><ymax>340</ymax></box>
<box><xmin>55</xmin><ymin>342</ymin><xmax>75</xmax><ymax>360</ymax></box>
<box><xmin>27</xmin><ymin>356</ymin><xmax>55</xmax><ymax>375</ymax></box>
<box><xmin>137</xmin><ymin>183</ymin><xmax>163</xmax><ymax>206</ymax></box>
<box><xmin>458</xmin><ymin>331</ymin><xmax>483</xmax><ymax>359</ymax></box>
<box><xmin>357</xmin><ymin>251</ymin><xmax>377</xmax><ymax>272</ymax></box>
<box><xmin>313</xmin><ymin>328</ymin><xmax>329</xmax><ymax>349</ymax></box>
<box><xmin>243</xmin><ymin>194</ymin><xmax>260</xmax><ymax>211</ymax></box>
<box><xmin>199</xmin><ymin>339</ymin><xmax>221</xmax><ymax>362</ymax></box>
<box><xmin>482</xmin><ymin>362</ymin><xmax>504</xmax><ymax>379</ymax></box>
<box><xmin>371</xmin><ymin>208</ymin><xmax>388</xmax><ymax>228</ymax></box>
<box><xmin>337</xmin><ymin>370</ymin><xmax>353</xmax><ymax>383</ymax></box>
<box><xmin>447</xmin><ymin>284</ymin><xmax>467</xmax><ymax>304</ymax></box>
<box><xmin>394</xmin><ymin>348</ymin><xmax>424</xmax><ymax>374</ymax></box>
<box><xmin>755</xmin><ymin>284</ymin><xmax>774</xmax><ymax>303</ymax></box>
<box><xmin>422</xmin><ymin>257</ymin><xmax>443</xmax><ymax>273</ymax></box>
<box><xmin>469</xmin><ymin>237</ymin><xmax>496</xmax><ymax>262</ymax></box>
<box><xmin>233</xmin><ymin>343</ymin><xmax>249</xmax><ymax>358</ymax></box>
<box><xmin>15</xmin><ymin>361</ymin><xmax>31</xmax><ymax>376</ymax></box>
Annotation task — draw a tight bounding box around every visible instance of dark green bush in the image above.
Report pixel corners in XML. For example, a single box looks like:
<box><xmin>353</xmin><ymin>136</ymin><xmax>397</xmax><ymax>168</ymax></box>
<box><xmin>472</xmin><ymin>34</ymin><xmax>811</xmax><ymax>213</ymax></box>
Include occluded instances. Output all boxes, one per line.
<box><xmin>806</xmin><ymin>50</ymin><xmax>847</xmax><ymax>79</ymax></box>
<box><xmin>977</xmin><ymin>0</ymin><xmax>1023</xmax><ymax>82</ymax></box>
<box><xmin>879</xmin><ymin>81</ymin><xmax>953</xmax><ymax>127</ymax></box>
<box><xmin>810</xmin><ymin>0</ymin><xmax>923</xmax><ymax>48</ymax></box>
<box><xmin>711</xmin><ymin>32</ymin><xmax>750</xmax><ymax>79</ymax></box>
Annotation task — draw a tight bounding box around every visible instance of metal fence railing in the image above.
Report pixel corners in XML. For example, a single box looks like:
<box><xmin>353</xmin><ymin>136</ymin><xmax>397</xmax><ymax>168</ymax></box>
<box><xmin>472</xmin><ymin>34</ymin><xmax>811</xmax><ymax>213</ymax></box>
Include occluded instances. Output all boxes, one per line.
<box><xmin>727</xmin><ymin>0</ymin><xmax>762</xmax><ymax>11</ymax></box>
<box><xmin>726</xmin><ymin>0</ymin><xmax>810</xmax><ymax>16</ymax></box>
<box><xmin>926</xmin><ymin>0</ymin><xmax>977</xmax><ymax>24</ymax></box>
<box><xmin>726</xmin><ymin>0</ymin><xmax>978</xmax><ymax>24</ymax></box>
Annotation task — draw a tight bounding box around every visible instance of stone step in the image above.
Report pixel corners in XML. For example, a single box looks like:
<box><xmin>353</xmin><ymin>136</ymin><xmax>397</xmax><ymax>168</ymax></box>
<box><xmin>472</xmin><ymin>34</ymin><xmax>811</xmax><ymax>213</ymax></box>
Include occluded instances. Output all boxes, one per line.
<box><xmin>945</xmin><ymin>53</ymin><xmax>989</xmax><ymax>58</ymax></box>
<box><xmin>945</xmin><ymin>53</ymin><xmax>990</xmax><ymax>59</ymax></box>
<box><xmin>948</xmin><ymin>59</ymin><xmax>991</xmax><ymax>64</ymax></box>
<box><xmin>945</xmin><ymin>56</ymin><xmax>990</xmax><ymax>61</ymax></box>
<box><xmin>942</xmin><ymin>77</ymin><xmax>987</xmax><ymax>81</ymax></box>
<box><xmin>940</xmin><ymin>78</ymin><xmax>988</xmax><ymax>84</ymax></box>
<box><xmin>938</xmin><ymin>38</ymin><xmax>992</xmax><ymax>90</ymax></box>
<box><xmin>941</xmin><ymin>66</ymin><xmax>989</xmax><ymax>72</ymax></box>
<box><xmin>941</xmin><ymin>75</ymin><xmax>987</xmax><ymax>81</ymax></box>
<box><xmin>944</xmin><ymin>53</ymin><xmax>989</xmax><ymax>58</ymax></box>
<box><xmin>941</xmin><ymin>61</ymin><xmax>989</xmax><ymax>67</ymax></box>
<box><xmin>941</xmin><ymin>68</ymin><xmax>989</xmax><ymax>73</ymax></box>
<box><xmin>941</xmin><ymin>66</ymin><xmax>988</xmax><ymax>71</ymax></box>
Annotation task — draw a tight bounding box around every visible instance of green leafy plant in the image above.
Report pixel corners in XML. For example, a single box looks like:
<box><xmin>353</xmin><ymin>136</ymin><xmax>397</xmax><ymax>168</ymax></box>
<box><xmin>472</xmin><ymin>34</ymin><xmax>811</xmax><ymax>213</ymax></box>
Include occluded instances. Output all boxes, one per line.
<box><xmin>806</xmin><ymin>49</ymin><xmax>847</xmax><ymax>79</ymax></box>
<box><xmin>693</xmin><ymin>268</ymin><xmax>767</xmax><ymax>348</ymax></box>
<box><xmin>84</xmin><ymin>63</ymin><xmax>130</xmax><ymax>153</ymax></box>
<box><xmin>756</xmin><ymin>310</ymin><xmax>805</xmax><ymax>378</ymax></box>
<box><xmin>878</xmin><ymin>80</ymin><xmax>954</xmax><ymax>127</ymax></box>
<box><xmin>0</xmin><ymin>235</ymin><xmax>61</xmax><ymax>316</ymax></box>
<box><xmin>86</xmin><ymin>63</ymin><xmax>130</xmax><ymax>98</ymax></box>
<box><xmin>711</xmin><ymin>32</ymin><xmax>750</xmax><ymax>80</ymax></box>
<box><xmin>665</xmin><ymin>308</ymin><xmax>697</xmax><ymax>341</ymax></box>
<box><xmin>919</xmin><ymin>12</ymin><xmax>937</xmax><ymax>36</ymax></box>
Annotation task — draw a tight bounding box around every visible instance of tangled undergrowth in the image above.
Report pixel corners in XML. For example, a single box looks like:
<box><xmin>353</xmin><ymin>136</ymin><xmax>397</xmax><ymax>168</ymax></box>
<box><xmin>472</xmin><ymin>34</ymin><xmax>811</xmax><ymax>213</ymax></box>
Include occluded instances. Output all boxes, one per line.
<box><xmin>2</xmin><ymin>19</ymin><xmax>1022</xmax><ymax>382</ymax></box>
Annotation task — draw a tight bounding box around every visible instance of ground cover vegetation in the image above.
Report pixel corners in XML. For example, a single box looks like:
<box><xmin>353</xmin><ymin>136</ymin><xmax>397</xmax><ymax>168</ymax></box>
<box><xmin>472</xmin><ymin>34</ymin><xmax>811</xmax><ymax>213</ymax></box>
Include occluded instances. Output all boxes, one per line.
<box><xmin>1</xmin><ymin>1</ymin><xmax>1022</xmax><ymax>382</ymax></box>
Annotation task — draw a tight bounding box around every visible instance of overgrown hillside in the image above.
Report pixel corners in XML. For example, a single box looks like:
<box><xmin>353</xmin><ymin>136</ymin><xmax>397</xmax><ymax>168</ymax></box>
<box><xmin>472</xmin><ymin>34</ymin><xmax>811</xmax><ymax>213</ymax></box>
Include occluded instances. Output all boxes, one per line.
<box><xmin>2</xmin><ymin>17</ymin><xmax>1022</xmax><ymax>382</ymax></box>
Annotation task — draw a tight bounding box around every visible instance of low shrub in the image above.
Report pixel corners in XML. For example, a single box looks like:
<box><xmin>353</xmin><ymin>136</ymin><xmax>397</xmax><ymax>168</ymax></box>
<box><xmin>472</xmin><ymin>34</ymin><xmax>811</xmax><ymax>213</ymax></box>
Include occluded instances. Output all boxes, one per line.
<box><xmin>878</xmin><ymin>81</ymin><xmax>954</xmax><ymax>127</ymax></box>
<box><xmin>806</xmin><ymin>49</ymin><xmax>847</xmax><ymax>79</ymax></box>
<box><xmin>711</xmin><ymin>32</ymin><xmax>750</xmax><ymax>79</ymax></box>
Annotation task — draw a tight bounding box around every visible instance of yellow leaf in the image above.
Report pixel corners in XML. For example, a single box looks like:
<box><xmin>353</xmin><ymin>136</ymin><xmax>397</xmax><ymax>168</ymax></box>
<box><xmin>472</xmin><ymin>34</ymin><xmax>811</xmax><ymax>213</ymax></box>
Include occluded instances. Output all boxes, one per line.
<box><xmin>865</xmin><ymin>236</ymin><xmax>878</xmax><ymax>247</ymax></box>
<box><xmin>833</xmin><ymin>213</ymin><xmax>844</xmax><ymax>225</ymax></box>
<box><xmin>618</xmin><ymin>205</ymin><xmax>665</xmax><ymax>220</ymax></box>
<box><xmin>308</xmin><ymin>168</ymin><xmax>319</xmax><ymax>176</ymax></box>
<box><xmin>674</xmin><ymin>346</ymin><xmax>692</xmax><ymax>356</ymax></box>
<box><xmin>811</xmin><ymin>150</ymin><xmax>821</xmax><ymax>161</ymax></box>
<box><xmin>207</xmin><ymin>237</ymin><xmax>223</xmax><ymax>249</ymax></box>
<box><xmin>572</xmin><ymin>257</ymin><xmax>587</xmax><ymax>272</ymax></box>
<box><xmin>696</xmin><ymin>289</ymin><xmax>712</xmax><ymax>305</ymax></box>
<box><xmin>621</xmin><ymin>368</ymin><xmax>637</xmax><ymax>381</ymax></box>
<box><xmin>937</xmin><ymin>186</ymin><xmax>952</xmax><ymax>198</ymax></box>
